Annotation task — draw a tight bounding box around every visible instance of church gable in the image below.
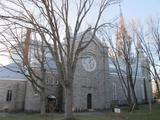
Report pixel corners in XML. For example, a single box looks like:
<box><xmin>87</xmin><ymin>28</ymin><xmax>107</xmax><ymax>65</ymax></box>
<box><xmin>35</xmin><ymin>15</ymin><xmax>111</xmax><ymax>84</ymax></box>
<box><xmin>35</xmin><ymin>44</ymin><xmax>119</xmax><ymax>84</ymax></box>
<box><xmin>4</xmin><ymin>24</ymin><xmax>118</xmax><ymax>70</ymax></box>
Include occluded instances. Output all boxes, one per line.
<box><xmin>72</xmin><ymin>34</ymin><xmax>109</xmax><ymax>111</ymax></box>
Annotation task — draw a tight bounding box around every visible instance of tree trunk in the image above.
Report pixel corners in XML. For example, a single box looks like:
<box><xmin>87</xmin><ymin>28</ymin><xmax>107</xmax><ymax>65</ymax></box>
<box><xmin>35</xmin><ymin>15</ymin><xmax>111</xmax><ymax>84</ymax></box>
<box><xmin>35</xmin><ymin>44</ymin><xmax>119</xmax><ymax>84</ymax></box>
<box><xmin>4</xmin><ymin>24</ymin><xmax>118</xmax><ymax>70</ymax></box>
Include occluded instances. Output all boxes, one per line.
<box><xmin>64</xmin><ymin>86</ymin><xmax>73</xmax><ymax>120</ymax></box>
<box><xmin>155</xmin><ymin>79</ymin><xmax>160</xmax><ymax>98</ymax></box>
<box><xmin>131</xmin><ymin>85</ymin><xmax>139</xmax><ymax>110</ymax></box>
<box><xmin>58</xmin><ymin>84</ymin><xmax>63</xmax><ymax>111</ymax></box>
<box><xmin>144</xmin><ymin>78</ymin><xmax>148</xmax><ymax>103</ymax></box>
<box><xmin>132</xmin><ymin>89</ymin><xmax>138</xmax><ymax>105</ymax></box>
<box><xmin>130</xmin><ymin>78</ymin><xmax>138</xmax><ymax>109</ymax></box>
<box><xmin>127</xmin><ymin>90</ymin><xmax>133</xmax><ymax>111</ymax></box>
<box><xmin>40</xmin><ymin>90</ymin><xmax>46</xmax><ymax>115</ymax></box>
<box><xmin>127</xmin><ymin>81</ymin><xmax>133</xmax><ymax>111</ymax></box>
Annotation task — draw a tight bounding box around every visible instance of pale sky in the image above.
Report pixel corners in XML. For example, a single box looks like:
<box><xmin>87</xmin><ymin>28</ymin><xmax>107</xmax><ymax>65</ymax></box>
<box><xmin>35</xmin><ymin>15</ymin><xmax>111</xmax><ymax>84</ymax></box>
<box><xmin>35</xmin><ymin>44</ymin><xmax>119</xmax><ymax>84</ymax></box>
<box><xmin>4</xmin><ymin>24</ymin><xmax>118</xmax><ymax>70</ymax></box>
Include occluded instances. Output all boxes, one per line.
<box><xmin>0</xmin><ymin>0</ymin><xmax>160</xmax><ymax>65</ymax></box>
<box><xmin>121</xmin><ymin>0</ymin><xmax>160</xmax><ymax>22</ymax></box>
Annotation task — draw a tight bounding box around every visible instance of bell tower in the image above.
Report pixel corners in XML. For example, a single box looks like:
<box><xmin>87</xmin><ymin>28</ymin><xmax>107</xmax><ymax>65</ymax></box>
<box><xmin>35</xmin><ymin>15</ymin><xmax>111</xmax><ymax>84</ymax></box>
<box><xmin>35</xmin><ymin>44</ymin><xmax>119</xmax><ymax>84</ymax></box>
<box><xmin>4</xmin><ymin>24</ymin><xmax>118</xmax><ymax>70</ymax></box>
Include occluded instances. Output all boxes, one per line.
<box><xmin>116</xmin><ymin>3</ymin><xmax>131</xmax><ymax>57</ymax></box>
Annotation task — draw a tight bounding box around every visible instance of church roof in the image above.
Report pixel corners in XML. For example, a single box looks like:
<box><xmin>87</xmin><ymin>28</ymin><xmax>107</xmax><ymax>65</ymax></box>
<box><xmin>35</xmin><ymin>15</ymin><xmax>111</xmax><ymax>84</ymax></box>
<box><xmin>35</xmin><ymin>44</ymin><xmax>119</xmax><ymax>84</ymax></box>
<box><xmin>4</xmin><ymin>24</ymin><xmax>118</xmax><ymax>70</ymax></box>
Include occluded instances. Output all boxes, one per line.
<box><xmin>0</xmin><ymin>54</ymin><xmax>57</xmax><ymax>81</ymax></box>
<box><xmin>0</xmin><ymin>63</ymin><xmax>26</xmax><ymax>81</ymax></box>
<box><xmin>30</xmin><ymin>57</ymin><xmax>57</xmax><ymax>71</ymax></box>
<box><xmin>109</xmin><ymin>58</ymin><xmax>143</xmax><ymax>76</ymax></box>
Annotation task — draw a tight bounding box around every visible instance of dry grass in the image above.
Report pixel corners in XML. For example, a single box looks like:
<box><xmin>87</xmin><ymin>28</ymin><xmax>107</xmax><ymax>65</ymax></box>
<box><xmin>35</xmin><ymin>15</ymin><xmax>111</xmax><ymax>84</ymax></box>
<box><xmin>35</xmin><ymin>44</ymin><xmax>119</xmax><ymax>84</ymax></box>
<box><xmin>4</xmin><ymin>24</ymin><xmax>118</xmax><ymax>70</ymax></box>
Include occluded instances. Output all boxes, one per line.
<box><xmin>0</xmin><ymin>103</ymin><xmax>160</xmax><ymax>120</ymax></box>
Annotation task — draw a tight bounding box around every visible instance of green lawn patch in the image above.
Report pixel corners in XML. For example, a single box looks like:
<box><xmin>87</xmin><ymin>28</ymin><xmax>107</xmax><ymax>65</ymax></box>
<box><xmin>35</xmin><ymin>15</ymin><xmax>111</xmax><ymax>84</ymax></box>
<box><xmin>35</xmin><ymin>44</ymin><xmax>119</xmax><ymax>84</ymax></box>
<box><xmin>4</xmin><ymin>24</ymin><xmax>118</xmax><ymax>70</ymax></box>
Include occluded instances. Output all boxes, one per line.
<box><xmin>0</xmin><ymin>103</ymin><xmax>160</xmax><ymax>120</ymax></box>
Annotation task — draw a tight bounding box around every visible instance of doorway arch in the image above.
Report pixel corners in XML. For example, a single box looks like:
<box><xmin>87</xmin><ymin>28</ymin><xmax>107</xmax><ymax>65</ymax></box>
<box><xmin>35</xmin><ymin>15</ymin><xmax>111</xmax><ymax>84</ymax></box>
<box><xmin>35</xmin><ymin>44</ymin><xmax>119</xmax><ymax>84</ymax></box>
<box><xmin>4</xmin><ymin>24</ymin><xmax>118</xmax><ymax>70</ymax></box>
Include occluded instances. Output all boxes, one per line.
<box><xmin>87</xmin><ymin>93</ymin><xmax>92</xmax><ymax>109</ymax></box>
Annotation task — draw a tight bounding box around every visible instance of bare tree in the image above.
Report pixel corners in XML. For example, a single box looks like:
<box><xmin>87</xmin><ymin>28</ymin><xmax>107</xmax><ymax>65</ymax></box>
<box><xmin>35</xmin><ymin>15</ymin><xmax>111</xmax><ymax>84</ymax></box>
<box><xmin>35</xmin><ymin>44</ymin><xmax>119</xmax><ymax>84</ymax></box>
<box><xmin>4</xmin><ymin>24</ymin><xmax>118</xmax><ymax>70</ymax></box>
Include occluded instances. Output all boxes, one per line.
<box><xmin>133</xmin><ymin>19</ymin><xmax>160</xmax><ymax>98</ymax></box>
<box><xmin>0</xmin><ymin>0</ymin><xmax>117</xmax><ymax>119</ymax></box>
<box><xmin>102</xmin><ymin>20</ymin><xmax>140</xmax><ymax>111</ymax></box>
<box><xmin>0</xmin><ymin>27</ymin><xmax>57</xmax><ymax>115</ymax></box>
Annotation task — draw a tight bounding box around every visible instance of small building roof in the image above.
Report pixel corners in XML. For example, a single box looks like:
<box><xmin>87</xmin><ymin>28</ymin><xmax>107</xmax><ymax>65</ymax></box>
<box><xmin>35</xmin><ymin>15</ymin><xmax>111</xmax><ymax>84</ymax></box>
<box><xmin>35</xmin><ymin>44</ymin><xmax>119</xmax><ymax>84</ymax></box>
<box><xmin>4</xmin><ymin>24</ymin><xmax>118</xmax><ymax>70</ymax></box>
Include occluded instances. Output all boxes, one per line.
<box><xmin>0</xmin><ymin>63</ymin><xmax>26</xmax><ymax>81</ymax></box>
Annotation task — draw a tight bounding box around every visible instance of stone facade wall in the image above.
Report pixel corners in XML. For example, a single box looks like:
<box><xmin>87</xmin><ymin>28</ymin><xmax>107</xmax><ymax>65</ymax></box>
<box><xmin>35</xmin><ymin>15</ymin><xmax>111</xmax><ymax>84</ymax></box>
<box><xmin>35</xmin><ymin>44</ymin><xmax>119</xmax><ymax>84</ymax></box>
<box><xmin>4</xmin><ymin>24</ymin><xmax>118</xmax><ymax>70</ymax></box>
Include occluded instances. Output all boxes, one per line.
<box><xmin>24</xmin><ymin>81</ymin><xmax>41</xmax><ymax>112</ymax></box>
<box><xmin>0</xmin><ymin>80</ymin><xmax>26</xmax><ymax>111</ymax></box>
<box><xmin>24</xmin><ymin>72</ymin><xmax>60</xmax><ymax>112</ymax></box>
<box><xmin>108</xmin><ymin>74</ymin><xmax>145</xmax><ymax>105</ymax></box>
<box><xmin>72</xmin><ymin>40</ymin><xmax>109</xmax><ymax>111</ymax></box>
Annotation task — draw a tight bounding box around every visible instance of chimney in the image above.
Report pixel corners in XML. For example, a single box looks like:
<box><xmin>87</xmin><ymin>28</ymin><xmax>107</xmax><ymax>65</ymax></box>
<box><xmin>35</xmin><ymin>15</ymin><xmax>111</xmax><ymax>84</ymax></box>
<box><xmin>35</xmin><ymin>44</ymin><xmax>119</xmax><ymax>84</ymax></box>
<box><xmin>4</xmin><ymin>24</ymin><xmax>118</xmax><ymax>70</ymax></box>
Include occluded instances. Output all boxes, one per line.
<box><xmin>23</xmin><ymin>28</ymin><xmax>31</xmax><ymax>66</ymax></box>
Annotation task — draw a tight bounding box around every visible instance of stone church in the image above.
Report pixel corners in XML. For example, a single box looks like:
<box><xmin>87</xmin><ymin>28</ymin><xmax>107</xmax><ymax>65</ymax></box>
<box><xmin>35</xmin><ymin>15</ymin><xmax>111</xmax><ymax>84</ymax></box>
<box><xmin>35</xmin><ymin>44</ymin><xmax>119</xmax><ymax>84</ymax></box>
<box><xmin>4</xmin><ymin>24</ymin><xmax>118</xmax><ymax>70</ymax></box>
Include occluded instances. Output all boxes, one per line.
<box><xmin>0</xmin><ymin>16</ymin><xmax>152</xmax><ymax>112</ymax></box>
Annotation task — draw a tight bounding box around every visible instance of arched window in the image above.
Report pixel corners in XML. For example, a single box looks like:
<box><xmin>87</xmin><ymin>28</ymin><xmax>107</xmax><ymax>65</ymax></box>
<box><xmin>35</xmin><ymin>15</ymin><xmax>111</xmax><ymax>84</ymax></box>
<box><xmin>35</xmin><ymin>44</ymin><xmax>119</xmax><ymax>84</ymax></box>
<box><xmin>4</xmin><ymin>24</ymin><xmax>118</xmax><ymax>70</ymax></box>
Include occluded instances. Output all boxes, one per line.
<box><xmin>6</xmin><ymin>90</ymin><xmax>12</xmax><ymax>102</ymax></box>
<box><xmin>112</xmin><ymin>83</ymin><xmax>117</xmax><ymax>100</ymax></box>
